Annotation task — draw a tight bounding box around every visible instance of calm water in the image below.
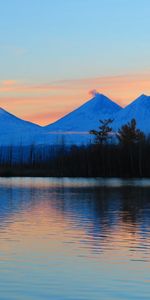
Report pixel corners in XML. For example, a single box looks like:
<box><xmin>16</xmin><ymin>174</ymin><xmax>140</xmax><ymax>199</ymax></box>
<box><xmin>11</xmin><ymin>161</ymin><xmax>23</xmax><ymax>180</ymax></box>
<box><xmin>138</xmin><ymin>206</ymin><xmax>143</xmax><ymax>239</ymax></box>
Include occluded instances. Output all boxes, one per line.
<box><xmin>0</xmin><ymin>178</ymin><xmax>150</xmax><ymax>300</ymax></box>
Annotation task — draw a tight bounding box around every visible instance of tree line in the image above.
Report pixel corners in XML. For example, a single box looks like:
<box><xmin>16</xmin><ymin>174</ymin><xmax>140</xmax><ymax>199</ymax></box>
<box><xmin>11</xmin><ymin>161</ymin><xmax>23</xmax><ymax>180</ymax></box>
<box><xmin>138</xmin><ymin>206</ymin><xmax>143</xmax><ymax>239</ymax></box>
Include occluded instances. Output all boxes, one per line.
<box><xmin>0</xmin><ymin>118</ymin><xmax>149</xmax><ymax>177</ymax></box>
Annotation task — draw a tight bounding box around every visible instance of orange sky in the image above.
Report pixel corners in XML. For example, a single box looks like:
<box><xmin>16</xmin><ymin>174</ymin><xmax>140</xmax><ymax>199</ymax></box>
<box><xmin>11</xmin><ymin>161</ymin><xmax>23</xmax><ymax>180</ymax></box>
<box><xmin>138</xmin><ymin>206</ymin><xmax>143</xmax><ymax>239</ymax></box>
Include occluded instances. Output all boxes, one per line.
<box><xmin>0</xmin><ymin>73</ymin><xmax>150</xmax><ymax>125</ymax></box>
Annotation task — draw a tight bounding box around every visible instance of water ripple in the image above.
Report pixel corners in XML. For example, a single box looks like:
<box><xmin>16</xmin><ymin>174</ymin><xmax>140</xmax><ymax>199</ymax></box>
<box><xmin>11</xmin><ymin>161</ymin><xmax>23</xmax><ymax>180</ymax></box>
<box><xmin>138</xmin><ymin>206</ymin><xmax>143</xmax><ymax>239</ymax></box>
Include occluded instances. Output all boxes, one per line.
<box><xmin>0</xmin><ymin>177</ymin><xmax>150</xmax><ymax>299</ymax></box>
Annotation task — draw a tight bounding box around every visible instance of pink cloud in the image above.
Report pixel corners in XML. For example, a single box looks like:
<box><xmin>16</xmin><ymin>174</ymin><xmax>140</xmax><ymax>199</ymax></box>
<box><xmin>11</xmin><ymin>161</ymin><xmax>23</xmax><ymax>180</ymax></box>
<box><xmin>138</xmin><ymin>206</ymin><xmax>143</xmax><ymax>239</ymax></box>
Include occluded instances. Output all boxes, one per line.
<box><xmin>2</xmin><ymin>80</ymin><xmax>17</xmax><ymax>86</ymax></box>
<box><xmin>1</xmin><ymin>74</ymin><xmax>150</xmax><ymax>101</ymax></box>
<box><xmin>0</xmin><ymin>73</ymin><xmax>150</xmax><ymax>124</ymax></box>
<box><xmin>26</xmin><ymin>111</ymin><xmax>66</xmax><ymax>126</ymax></box>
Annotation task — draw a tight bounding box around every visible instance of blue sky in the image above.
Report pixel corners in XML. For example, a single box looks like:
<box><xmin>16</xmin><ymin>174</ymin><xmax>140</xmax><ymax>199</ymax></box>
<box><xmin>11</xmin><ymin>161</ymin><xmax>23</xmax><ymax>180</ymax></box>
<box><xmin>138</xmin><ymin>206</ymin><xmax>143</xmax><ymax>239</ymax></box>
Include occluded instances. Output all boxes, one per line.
<box><xmin>0</xmin><ymin>0</ymin><xmax>150</xmax><ymax>124</ymax></box>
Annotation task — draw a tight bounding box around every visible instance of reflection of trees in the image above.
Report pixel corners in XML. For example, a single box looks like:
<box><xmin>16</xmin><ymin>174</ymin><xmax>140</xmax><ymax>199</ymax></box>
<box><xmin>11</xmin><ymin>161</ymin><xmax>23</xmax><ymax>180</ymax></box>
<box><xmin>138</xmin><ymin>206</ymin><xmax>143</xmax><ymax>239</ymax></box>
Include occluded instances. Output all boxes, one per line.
<box><xmin>120</xmin><ymin>187</ymin><xmax>150</xmax><ymax>226</ymax></box>
<box><xmin>0</xmin><ymin>181</ymin><xmax>150</xmax><ymax>251</ymax></box>
<box><xmin>50</xmin><ymin>186</ymin><xmax>150</xmax><ymax>246</ymax></box>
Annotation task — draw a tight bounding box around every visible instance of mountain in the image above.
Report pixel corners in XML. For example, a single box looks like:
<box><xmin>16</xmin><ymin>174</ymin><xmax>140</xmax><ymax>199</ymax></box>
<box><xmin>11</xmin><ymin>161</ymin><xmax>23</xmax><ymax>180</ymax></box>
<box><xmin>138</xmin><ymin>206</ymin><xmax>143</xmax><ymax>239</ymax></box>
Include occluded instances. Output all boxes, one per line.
<box><xmin>112</xmin><ymin>94</ymin><xmax>150</xmax><ymax>134</ymax></box>
<box><xmin>1</xmin><ymin>93</ymin><xmax>150</xmax><ymax>148</ymax></box>
<box><xmin>0</xmin><ymin>107</ymin><xmax>43</xmax><ymax>145</ymax></box>
<box><xmin>45</xmin><ymin>93</ymin><xmax>122</xmax><ymax>133</ymax></box>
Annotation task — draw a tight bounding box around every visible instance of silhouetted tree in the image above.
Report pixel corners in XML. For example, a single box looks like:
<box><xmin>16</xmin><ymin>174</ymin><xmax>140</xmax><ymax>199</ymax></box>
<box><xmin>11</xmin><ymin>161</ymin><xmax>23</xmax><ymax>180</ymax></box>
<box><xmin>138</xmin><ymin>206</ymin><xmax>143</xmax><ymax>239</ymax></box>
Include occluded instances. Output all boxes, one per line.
<box><xmin>89</xmin><ymin>119</ymin><xmax>113</xmax><ymax>144</ymax></box>
<box><xmin>117</xmin><ymin>119</ymin><xmax>145</xmax><ymax>145</ymax></box>
<box><xmin>117</xmin><ymin>119</ymin><xmax>145</xmax><ymax>176</ymax></box>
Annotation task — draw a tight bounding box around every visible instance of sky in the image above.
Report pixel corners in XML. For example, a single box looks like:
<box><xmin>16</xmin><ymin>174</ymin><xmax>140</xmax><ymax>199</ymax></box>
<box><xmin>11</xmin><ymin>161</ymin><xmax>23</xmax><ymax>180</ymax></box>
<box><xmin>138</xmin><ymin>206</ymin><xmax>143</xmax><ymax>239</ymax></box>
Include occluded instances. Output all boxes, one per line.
<box><xmin>0</xmin><ymin>0</ymin><xmax>150</xmax><ymax>125</ymax></box>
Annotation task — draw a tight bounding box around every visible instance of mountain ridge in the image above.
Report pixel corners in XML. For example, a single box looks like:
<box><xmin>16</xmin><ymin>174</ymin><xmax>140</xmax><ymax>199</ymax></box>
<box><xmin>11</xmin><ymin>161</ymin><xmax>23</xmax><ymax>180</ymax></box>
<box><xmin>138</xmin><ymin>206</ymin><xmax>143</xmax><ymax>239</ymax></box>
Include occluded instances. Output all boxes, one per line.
<box><xmin>45</xmin><ymin>93</ymin><xmax>122</xmax><ymax>132</ymax></box>
<box><xmin>0</xmin><ymin>107</ymin><xmax>43</xmax><ymax>146</ymax></box>
<box><xmin>0</xmin><ymin>93</ymin><xmax>149</xmax><ymax>146</ymax></box>
<box><xmin>112</xmin><ymin>94</ymin><xmax>150</xmax><ymax>134</ymax></box>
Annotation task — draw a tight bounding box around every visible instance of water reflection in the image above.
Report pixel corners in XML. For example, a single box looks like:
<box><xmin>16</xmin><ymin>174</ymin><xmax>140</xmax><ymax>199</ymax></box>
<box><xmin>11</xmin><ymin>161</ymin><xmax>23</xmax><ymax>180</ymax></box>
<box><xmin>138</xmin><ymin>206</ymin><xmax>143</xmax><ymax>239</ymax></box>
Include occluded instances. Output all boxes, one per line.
<box><xmin>0</xmin><ymin>178</ymin><xmax>150</xmax><ymax>300</ymax></box>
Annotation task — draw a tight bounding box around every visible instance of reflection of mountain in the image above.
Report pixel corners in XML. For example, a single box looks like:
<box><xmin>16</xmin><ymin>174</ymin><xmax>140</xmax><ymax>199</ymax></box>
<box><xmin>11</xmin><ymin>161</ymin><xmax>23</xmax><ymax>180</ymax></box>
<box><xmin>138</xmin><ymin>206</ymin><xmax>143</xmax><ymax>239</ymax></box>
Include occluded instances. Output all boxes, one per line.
<box><xmin>0</xmin><ymin>178</ymin><xmax>150</xmax><ymax>250</ymax></box>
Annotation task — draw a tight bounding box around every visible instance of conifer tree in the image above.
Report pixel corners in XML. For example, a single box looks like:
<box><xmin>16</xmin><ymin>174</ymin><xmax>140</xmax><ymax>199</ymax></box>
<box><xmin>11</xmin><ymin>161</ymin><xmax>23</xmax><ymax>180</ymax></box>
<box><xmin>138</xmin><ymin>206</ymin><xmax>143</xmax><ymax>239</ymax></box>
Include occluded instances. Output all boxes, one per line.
<box><xmin>89</xmin><ymin>119</ymin><xmax>113</xmax><ymax>144</ymax></box>
<box><xmin>118</xmin><ymin>118</ymin><xmax>145</xmax><ymax>145</ymax></box>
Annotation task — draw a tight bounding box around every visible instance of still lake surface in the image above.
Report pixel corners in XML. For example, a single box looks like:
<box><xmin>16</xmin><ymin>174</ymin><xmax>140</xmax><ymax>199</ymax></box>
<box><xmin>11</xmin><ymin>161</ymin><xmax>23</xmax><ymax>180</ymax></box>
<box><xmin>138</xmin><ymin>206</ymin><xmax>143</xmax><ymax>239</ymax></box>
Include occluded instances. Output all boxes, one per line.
<box><xmin>0</xmin><ymin>177</ymin><xmax>150</xmax><ymax>300</ymax></box>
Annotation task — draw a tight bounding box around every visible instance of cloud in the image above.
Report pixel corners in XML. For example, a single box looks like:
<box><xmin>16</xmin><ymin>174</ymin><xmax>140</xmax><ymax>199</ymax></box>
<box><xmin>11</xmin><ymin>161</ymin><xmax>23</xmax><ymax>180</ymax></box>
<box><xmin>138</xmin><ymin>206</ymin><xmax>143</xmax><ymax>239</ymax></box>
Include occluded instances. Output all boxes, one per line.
<box><xmin>1</xmin><ymin>73</ymin><xmax>150</xmax><ymax>99</ymax></box>
<box><xmin>55</xmin><ymin>73</ymin><xmax>150</xmax><ymax>106</ymax></box>
<box><xmin>26</xmin><ymin>112</ymin><xmax>55</xmax><ymax>125</ymax></box>
<box><xmin>0</xmin><ymin>80</ymin><xmax>72</xmax><ymax>94</ymax></box>
<box><xmin>89</xmin><ymin>89</ymin><xmax>99</xmax><ymax>97</ymax></box>
<box><xmin>0</xmin><ymin>73</ymin><xmax>150</xmax><ymax>124</ymax></box>
<box><xmin>2</xmin><ymin>80</ymin><xmax>17</xmax><ymax>86</ymax></box>
<box><xmin>0</xmin><ymin>95</ymin><xmax>77</xmax><ymax>125</ymax></box>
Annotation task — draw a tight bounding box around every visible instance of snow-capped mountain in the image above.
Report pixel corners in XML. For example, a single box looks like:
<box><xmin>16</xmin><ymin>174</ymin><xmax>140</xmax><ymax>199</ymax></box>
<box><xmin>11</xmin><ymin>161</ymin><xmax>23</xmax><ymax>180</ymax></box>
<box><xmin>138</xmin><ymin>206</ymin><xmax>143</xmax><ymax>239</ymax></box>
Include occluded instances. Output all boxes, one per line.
<box><xmin>45</xmin><ymin>93</ymin><xmax>122</xmax><ymax>133</ymax></box>
<box><xmin>0</xmin><ymin>94</ymin><xmax>122</xmax><ymax>147</ymax></box>
<box><xmin>0</xmin><ymin>107</ymin><xmax>43</xmax><ymax>145</ymax></box>
<box><xmin>112</xmin><ymin>94</ymin><xmax>150</xmax><ymax>134</ymax></box>
<box><xmin>2</xmin><ymin>93</ymin><xmax>150</xmax><ymax>148</ymax></box>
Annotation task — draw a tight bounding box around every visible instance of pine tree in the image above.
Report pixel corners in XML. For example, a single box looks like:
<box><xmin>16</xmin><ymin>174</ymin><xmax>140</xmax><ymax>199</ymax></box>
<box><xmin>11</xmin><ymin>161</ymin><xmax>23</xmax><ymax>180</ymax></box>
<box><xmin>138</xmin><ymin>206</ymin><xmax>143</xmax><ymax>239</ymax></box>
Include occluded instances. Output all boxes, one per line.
<box><xmin>89</xmin><ymin>119</ymin><xmax>113</xmax><ymax>144</ymax></box>
<box><xmin>118</xmin><ymin>118</ymin><xmax>145</xmax><ymax>145</ymax></box>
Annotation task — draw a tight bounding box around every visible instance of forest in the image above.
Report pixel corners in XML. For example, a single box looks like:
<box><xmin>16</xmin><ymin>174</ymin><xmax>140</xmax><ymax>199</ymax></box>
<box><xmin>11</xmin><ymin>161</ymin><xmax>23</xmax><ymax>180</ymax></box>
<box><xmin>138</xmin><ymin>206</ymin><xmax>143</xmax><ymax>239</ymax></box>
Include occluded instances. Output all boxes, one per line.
<box><xmin>0</xmin><ymin>118</ymin><xmax>150</xmax><ymax>178</ymax></box>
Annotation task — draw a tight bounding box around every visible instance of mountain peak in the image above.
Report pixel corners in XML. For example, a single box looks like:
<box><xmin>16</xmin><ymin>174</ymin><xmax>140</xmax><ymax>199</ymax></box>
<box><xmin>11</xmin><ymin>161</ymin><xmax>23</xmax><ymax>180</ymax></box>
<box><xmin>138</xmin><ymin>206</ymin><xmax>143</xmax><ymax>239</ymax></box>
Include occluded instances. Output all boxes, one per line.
<box><xmin>89</xmin><ymin>92</ymin><xmax>122</xmax><ymax>113</ymax></box>
<box><xmin>45</xmin><ymin>93</ymin><xmax>122</xmax><ymax>132</ymax></box>
<box><xmin>137</xmin><ymin>94</ymin><xmax>150</xmax><ymax>101</ymax></box>
<box><xmin>133</xmin><ymin>94</ymin><xmax>150</xmax><ymax>107</ymax></box>
<box><xmin>93</xmin><ymin>93</ymin><xmax>111</xmax><ymax>103</ymax></box>
<box><xmin>112</xmin><ymin>93</ymin><xmax>150</xmax><ymax>134</ymax></box>
<box><xmin>93</xmin><ymin>92</ymin><xmax>105</xmax><ymax>98</ymax></box>
<box><xmin>140</xmin><ymin>93</ymin><xmax>148</xmax><ymax>97</ymax></box>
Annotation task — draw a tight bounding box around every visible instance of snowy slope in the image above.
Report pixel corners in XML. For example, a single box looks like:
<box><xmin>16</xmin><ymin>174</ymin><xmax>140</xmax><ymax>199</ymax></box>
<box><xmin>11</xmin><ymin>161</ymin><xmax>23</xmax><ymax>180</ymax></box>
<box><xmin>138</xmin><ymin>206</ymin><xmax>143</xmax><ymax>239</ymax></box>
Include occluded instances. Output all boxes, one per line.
<box><xmin>0</xmin><ymin>107</ymin><xmax>92</xmax><ymax>146</ymax></box>
<box><xmin>45</xmin><ymin>93</ymin><xmax>122</xmax><ymax>133</ymax></box>
<box><xmin>0</xmin><ymin>108</ymin><xmax>43</xmax><ymax>145</ymax></box>
<box><xmin>0</xmin><ymin>93</ymin><xmax>122</xmax><ymax>147</ymax></box>
<box><xmin>1</xmin><ymin>93</ymin><xmax>150</xmax><ymax>148</ymax></box>
<box><xmin>112</xmin><ymin>94</ymin><xmax>150</xmax><ymax>134</ymax></box>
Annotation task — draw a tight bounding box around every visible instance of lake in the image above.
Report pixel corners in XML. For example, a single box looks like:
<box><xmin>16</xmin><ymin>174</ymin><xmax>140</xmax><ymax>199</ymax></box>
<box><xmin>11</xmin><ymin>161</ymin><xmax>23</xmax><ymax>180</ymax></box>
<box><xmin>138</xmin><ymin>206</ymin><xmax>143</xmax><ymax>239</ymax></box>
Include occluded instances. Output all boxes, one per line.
<box><xmin>0</xmin><ymin>177</ymin><xmax>150</xmax><ymax>300</ymax></box>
